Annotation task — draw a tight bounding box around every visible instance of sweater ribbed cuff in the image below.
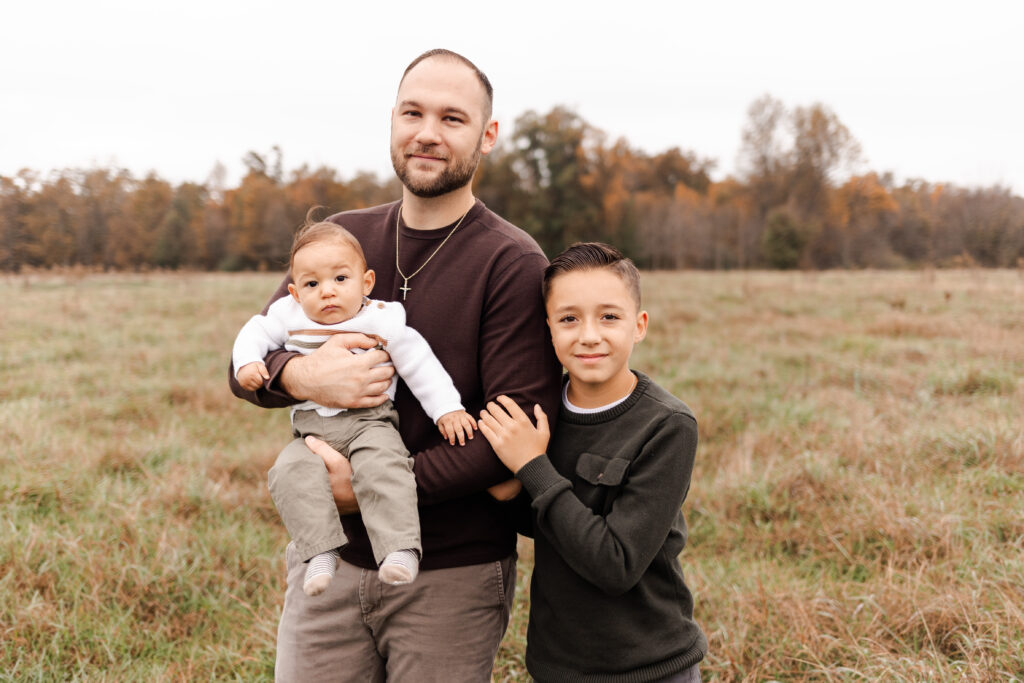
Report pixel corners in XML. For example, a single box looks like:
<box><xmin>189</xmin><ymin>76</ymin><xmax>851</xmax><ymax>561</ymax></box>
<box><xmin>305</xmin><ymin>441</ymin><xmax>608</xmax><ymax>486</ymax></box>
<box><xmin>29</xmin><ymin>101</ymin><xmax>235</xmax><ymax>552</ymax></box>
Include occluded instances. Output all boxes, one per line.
<box><xmin>516</xmin><ymin>454</ymin><xmax>564</xmax><ymax>498</ymax></box>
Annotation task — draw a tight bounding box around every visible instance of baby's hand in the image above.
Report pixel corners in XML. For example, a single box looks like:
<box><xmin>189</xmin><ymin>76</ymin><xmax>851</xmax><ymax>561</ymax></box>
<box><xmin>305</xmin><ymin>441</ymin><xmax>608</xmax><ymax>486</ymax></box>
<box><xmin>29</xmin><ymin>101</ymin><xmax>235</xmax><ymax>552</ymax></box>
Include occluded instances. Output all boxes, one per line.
<box><xmin>437</xmin><ymin>410</ymin><xmax>478</xmax><ymax>446</ymax></box>
<box><xmin>237</xmin><ymin>361</ymin><xmax>270</xmax><ymax>391</ymax></box>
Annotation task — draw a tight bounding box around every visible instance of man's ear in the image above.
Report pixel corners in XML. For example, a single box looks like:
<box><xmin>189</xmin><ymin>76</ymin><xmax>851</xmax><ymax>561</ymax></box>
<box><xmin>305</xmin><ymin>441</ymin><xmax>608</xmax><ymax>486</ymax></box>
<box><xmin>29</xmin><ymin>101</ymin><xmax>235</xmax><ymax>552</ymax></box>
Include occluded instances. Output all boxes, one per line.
<box><xmin>480</xmin><ymin>119</ymin><xmax>499</xmax><ymax>156</ymax></box>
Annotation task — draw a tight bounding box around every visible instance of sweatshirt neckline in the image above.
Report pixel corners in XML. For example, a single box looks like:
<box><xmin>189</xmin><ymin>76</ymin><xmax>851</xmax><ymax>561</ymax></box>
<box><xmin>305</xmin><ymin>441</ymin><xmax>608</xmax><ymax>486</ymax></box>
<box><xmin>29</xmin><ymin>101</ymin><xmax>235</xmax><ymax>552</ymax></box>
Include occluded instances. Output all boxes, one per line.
<box><xmin>395</xmin><ymin>199</ymin><xmax>482</xmax><ymax>239</ymax></box>
<box><xmin>559</xmin><ymin>371</ymin><xmax>650</xmax><ymax>425</ymax></box>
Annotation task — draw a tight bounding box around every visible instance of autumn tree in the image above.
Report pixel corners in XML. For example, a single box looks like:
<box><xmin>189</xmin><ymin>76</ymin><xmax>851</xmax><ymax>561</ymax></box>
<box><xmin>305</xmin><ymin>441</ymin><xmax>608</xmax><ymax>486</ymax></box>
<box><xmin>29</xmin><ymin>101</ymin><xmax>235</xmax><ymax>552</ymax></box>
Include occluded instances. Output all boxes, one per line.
<box><xmin>478</xmin><ymin>106</ymin><xmax>603</xmax><ymax>256</ymax></box>
<box><xmin>788</xmin><ymin>103</ymin><xmax>862</xmax><ymax>223</ymax></box>
<box><xmin>19</xmin><ymin>172</ymin><xmax>82</xmax><ymax>268</ymax></box>
<box><xmin>831</xmin><ymin>173</ymin><xmax>899</xmax><ymax>266</ymax></box>
<box><xmin>223</xmin><ymin>150</ymin><xmax>290</xmax><ymax>270</ymax></box>
<box><xmin>737</xmin><ymin>94</ymin><xmax>790</xmax><ymax>222</ymax></box>
<box><xmin>0</xmin><ymin>174</ymin><xmax>31</xmax><ymax>271</ymax></box>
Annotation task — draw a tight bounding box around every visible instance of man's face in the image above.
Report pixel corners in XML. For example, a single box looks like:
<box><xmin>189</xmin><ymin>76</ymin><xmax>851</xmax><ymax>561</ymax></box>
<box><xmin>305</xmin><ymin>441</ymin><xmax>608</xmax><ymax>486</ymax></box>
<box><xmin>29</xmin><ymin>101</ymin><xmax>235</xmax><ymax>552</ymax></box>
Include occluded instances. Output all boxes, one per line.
<box><xmin>390</xmin><ymin>58</ymin><xmax>497</xmax><ymax>198</ymax></box>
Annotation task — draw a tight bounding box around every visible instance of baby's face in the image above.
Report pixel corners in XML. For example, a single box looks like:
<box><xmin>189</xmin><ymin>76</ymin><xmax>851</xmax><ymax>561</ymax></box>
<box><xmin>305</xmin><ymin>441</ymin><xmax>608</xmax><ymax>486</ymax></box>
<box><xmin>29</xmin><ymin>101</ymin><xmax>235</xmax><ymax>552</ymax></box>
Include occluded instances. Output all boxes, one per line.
<box><xmin>288</xmin><ymin>239</ymin><xmax>375</xmax><ymax>325</ymax></box>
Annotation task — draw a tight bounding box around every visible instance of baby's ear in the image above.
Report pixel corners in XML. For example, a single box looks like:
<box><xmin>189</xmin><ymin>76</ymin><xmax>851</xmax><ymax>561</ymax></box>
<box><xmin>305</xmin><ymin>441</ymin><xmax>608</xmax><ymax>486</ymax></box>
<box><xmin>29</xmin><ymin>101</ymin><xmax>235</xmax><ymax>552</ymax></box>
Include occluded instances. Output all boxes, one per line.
<box><xmin>288</xmin><ymin>283</ymin><xmax>300</xmax><ymax>301</ymax></box>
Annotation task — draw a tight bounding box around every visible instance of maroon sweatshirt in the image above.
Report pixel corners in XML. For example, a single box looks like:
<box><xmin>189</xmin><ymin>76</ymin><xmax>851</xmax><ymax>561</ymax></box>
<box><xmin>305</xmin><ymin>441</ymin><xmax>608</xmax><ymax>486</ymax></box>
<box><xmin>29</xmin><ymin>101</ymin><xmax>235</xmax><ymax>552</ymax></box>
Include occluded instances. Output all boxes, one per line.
<box><xmin>228</xmin><ymin>199</ymin><xmax>562</xmax><ymax>570</ymax></box>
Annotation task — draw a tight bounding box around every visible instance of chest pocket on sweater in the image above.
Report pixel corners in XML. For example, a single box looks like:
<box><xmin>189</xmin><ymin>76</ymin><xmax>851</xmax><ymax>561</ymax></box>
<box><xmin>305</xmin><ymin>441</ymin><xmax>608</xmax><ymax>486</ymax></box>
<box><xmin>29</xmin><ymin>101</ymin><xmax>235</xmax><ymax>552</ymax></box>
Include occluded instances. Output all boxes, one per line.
<box><xmin>574</xmin><ymin>453</ymin><xmax>630</xmax><ymax>514</ymax></box>
<box><xmin>576</xmin><ymin>453</ymin><xmax>629</xmax><ymax>485</ymax></box>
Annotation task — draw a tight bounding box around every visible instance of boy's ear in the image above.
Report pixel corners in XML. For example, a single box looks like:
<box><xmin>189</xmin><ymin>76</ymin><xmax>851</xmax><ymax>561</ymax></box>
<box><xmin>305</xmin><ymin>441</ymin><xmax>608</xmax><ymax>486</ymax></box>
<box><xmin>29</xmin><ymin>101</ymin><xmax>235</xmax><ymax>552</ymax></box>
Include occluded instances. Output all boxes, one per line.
<box><xmin>363</xmin><ymin>269</ymin><xmax>376</xmax><ymax>296</ymax></box>
<box><xmin>288</xmin><ymin>283</ymin><xmax>300</xmax><ymax>302</ymax></box>
<box><xmin>634</xmin><ymin>310</ymin><xmax>649</xmax><ymax>344</ymax></box>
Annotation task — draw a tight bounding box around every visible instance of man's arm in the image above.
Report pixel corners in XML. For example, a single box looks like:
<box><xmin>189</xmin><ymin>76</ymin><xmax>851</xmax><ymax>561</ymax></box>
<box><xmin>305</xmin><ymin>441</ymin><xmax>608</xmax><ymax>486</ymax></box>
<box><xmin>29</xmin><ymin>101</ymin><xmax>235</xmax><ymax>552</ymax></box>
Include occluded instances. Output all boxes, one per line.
<box><xmin>303</xmin><ymin>250</ymin><xmax>561</xmax><ymax>511</ymax></box>
<box><xmin>410</xmin><ymin>251</ymin><xmax>563</xmax><ymax>506</ymax></box>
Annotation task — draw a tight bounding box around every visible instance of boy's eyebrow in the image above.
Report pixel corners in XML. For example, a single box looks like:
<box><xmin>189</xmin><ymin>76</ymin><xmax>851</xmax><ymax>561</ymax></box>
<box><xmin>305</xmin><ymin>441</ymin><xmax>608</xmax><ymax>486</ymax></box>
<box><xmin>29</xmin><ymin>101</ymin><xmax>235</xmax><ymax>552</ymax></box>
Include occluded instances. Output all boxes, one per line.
<box><xmin>552</xmin><ymin>300</ymin><xmax>627</xmax><ymax>308</ymax></box>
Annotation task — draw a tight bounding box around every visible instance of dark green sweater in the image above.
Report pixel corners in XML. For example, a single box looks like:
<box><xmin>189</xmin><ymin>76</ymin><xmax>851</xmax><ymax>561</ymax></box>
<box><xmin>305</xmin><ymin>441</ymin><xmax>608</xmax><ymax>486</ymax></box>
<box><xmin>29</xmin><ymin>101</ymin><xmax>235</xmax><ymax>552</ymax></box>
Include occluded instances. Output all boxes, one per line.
<box><xmin>516</xmin><ymin>372</ymin><xmax>707</xmax><ymax>683</ymax></box>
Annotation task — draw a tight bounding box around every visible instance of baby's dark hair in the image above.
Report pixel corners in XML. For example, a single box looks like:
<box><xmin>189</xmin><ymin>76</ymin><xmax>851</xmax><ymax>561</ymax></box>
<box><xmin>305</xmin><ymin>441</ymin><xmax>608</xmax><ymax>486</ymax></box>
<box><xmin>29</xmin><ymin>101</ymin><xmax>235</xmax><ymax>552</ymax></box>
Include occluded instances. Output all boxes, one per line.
<box><xmin>543</xmin><ymin>242</ymin><xmax>642</xmax><ymax>309</ymax></box>
<box><xmin>289</xmin><ymin>207</ymin><xmax>366</xmax><ymax>274</ymax></box>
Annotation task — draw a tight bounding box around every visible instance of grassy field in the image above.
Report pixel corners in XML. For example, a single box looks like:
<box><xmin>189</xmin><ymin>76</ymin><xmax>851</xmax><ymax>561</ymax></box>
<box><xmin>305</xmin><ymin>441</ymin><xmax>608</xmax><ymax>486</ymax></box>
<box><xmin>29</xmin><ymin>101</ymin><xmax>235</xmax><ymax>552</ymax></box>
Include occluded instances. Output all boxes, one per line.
<box><xmin>1</xmin><ymin>269</ymin><xmax>1022</xmax><ymax>681</ymax></box>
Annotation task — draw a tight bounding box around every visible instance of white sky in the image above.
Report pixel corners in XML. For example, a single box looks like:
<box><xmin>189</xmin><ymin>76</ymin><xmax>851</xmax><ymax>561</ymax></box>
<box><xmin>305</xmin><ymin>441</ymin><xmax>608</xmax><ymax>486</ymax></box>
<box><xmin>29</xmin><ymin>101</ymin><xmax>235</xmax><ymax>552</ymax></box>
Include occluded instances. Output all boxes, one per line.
<box><xmin>2</xmin><ymin>0</ymin><xmax>1022</xmax><ymax>194</ymax></box>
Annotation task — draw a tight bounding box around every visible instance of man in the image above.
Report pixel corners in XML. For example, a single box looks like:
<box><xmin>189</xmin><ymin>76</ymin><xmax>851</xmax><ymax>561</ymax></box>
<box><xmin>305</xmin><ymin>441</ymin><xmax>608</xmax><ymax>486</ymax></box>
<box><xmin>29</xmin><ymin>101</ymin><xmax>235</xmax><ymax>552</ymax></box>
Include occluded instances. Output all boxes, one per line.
<box><xmin>229</xmin><ymin>49</ymin><xmax>561</xmax><ymax>681</ymax></box>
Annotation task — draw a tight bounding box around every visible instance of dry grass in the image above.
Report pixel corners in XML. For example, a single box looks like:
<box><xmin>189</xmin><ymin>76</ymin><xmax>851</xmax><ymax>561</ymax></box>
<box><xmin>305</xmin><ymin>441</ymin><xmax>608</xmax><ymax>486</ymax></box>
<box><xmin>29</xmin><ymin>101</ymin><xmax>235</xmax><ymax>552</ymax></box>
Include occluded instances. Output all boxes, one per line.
<box><xmin>632</xmin><ymin>269</ymin><xmax>1024</xmax><ymax>682</ymax></box>
<box><xmin>2</xmin><ymin>269</ymin><xmax>1022</xmax><ymax>681</ymax></box>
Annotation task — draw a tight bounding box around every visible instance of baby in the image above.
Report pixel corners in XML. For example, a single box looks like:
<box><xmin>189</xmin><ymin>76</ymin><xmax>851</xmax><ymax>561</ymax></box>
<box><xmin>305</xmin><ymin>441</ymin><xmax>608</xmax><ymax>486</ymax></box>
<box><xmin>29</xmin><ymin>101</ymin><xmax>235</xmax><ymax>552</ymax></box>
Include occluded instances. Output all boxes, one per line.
<box><xmin>233</xmin><ymin>217</ymin><xmax>475</xmax><ymax>595</ymax></box>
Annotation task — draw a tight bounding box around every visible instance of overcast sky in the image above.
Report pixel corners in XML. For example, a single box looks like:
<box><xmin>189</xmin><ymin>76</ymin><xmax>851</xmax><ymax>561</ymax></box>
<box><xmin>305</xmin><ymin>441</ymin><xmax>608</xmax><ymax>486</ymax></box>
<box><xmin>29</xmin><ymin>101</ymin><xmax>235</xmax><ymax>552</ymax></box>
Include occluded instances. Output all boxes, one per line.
<box><xmin>2</xmin><ymin>0</ymin><xmax>1022</xmax><ymax>194</ymax></box>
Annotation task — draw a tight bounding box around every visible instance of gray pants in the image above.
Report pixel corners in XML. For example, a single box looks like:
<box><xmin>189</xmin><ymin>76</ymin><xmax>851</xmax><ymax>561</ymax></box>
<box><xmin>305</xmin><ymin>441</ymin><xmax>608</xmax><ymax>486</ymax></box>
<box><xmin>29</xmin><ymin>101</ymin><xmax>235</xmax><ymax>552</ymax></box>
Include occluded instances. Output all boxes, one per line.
<box><xmin>268</xmin><ymin>402</ymin><xmax>420</xmax><ymax>565</ymax></box>
<box><xmin>275</xmin><ymin>547</ymin><xmax>516</xmax><ymax>682</ymax></box>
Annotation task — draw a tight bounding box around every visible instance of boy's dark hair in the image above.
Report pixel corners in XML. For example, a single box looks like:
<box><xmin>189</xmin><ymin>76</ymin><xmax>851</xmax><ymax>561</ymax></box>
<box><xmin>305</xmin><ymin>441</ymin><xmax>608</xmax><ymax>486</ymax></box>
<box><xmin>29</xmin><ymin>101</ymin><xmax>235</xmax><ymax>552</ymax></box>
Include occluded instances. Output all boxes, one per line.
<box><xmin>400</xmin><ymin>48</ymin><xmax>494</xmax><ymax>121</ymax></box>
<box><xmin>290</xmin><ymin>207</ymin><xmax>366</xmax><ymax>274</ymax></box>
<box><xmin>543</xmin><ymin>242</ymin><xmax>642</xmax><ymax>309</ymax></box>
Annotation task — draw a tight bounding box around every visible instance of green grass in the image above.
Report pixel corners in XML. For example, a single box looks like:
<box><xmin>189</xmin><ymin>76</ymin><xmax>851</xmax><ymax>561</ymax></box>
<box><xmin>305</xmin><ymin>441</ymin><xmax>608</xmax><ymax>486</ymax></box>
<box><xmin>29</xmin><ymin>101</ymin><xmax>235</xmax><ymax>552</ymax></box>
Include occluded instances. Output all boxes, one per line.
<box><xmin>2</xmin><ymin>269</ymin><xmax>1023</xmax><ymax>681</ymax></box>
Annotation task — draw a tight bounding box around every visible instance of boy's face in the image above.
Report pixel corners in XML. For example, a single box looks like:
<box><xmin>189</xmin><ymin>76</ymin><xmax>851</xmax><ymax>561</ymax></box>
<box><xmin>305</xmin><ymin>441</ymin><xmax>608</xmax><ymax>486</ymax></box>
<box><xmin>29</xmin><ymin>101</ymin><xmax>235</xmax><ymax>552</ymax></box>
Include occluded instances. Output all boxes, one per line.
<box><xmin>288</xmin><ymin>239</ymin><xmax>375</xmax><ymax>325</ymax></box>
<box><xmin>545</xmin><ymin>268</ymin><xmax>648</xmax><ymax>399</ymax></box>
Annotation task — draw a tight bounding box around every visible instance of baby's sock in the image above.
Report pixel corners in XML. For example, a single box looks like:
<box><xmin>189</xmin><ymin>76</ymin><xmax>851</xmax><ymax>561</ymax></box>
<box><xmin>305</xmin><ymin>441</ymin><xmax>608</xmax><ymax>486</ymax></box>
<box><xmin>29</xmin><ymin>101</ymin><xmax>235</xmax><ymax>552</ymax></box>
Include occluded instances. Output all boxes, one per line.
<box><xmin>378</xmin><ymin>549</ymin><xmax>420</xmax><ymax>585</ymax></box>
<box><xmin>303</xmin><ymin>549</ymin><xmax>341</xmax><ymax>596</ymax></box>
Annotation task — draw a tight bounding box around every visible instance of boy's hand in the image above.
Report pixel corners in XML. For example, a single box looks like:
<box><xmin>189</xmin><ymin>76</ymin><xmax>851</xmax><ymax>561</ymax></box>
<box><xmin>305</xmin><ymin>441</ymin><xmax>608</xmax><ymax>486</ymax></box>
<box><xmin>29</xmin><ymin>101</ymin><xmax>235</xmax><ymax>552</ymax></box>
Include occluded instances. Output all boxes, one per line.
<box><xmin>487</xmin><ymin>478</ymin><xmax>522</xmax><ymax>501</ymax></box>
<box><xmin>478</xmin><ymin>395</ymin><xmax>549</xmax><ymax>474</ymax></box>
<box><xmin>237</xmin><ymin>361</ymin><xmax>270</xmax><ymax>391</ymax></box>
<box><xmin>437</xmin><ymin>410</ymin><xmax>477</xmax><ymax>446</ymax></box>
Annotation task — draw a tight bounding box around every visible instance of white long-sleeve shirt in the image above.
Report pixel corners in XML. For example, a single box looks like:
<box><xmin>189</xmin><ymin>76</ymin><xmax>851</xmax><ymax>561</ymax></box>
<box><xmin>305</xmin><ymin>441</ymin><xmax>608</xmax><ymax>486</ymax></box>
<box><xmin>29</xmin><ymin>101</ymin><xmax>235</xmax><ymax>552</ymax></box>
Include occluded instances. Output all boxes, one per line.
<box><xmin>232</xmin><ymin>296</ymin><xmax>464</xmax><ymax>421</ymax></box>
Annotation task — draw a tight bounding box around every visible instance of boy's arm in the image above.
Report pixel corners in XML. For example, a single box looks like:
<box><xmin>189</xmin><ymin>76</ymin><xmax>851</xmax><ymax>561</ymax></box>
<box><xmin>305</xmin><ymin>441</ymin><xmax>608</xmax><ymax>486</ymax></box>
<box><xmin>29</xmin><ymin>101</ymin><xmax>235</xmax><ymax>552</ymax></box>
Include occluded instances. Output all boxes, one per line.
<box><xmin>409</xmin><ymin>252</ymin><xmax>563</xmax><ymax>506</ymax></box>
<box><xmin>517</xmin><ymin>413</ymin><xmax>698</xmax><ymax>596</ymax></box>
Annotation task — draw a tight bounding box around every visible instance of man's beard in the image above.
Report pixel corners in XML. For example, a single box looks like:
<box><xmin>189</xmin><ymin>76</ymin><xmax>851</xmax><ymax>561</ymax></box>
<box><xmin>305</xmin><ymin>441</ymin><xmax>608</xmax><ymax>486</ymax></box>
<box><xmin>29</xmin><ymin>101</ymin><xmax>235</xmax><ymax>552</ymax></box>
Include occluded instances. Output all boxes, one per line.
<box><xmin>391</xmin><ymin>141</ymin><xmax>482</xmax><ymax>199</ymax></box>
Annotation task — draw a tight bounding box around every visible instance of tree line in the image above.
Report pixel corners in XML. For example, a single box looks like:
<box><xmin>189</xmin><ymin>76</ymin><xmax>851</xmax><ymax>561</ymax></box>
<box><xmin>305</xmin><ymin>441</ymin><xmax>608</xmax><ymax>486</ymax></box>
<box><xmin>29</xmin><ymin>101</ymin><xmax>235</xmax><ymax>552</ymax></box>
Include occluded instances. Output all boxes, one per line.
<box><xmin>2</xmin><ymin>96</ymin><xmax>1022</xmax><ymax>272</ymax></box>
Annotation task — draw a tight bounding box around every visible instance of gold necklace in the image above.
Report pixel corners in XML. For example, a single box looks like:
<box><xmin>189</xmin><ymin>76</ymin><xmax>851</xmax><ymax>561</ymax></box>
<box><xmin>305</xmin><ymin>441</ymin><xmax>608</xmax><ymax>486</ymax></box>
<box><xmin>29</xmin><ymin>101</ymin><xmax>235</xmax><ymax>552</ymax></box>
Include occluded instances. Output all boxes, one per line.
<box><xmin>395</xmin><ymin>204</ymin><xmax>470</xmax><ymax>301</ymax></box>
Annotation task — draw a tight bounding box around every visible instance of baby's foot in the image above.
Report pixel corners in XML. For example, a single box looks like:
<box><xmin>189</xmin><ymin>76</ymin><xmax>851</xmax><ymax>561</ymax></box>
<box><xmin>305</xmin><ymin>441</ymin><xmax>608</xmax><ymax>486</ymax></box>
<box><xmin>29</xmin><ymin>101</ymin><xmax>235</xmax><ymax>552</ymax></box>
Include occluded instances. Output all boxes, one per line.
<box><xmin>378</xmin><ymin>549</ymin><xmax>420</xmax><ymax>585</ymax></box>
<box><xmin>303</xmin><ymin>549</ymin><xmax>341</xmax><ymax>596</ymax></box>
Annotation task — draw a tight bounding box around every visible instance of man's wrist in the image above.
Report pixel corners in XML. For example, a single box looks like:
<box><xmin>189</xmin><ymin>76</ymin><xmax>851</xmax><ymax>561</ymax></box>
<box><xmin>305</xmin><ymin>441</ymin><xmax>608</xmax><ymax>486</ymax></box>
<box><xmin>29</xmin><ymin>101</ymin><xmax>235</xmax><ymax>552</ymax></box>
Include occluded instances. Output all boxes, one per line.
<box><xmin>277</xmin><ymin>354</ymin><xmax>311</xmax><ymax>401</ymax></box>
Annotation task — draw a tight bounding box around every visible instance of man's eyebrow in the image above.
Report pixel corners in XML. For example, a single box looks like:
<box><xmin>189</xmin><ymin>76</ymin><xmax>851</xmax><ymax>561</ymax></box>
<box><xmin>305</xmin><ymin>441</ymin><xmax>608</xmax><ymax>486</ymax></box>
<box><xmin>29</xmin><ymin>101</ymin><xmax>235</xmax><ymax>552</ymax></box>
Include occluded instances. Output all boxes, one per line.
<box><xmin>397</xmin><ymin>99</ymin><xmax>472</xmax><ymax>120</ymax></box>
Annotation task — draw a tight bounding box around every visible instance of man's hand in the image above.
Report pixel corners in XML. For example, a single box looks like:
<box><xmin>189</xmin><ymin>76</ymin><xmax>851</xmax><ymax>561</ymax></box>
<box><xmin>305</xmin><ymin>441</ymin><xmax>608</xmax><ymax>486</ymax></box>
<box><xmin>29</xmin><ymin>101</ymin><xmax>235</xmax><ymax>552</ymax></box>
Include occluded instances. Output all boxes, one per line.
<box><xmin>280</xmin><ymin>333</ymin><xmax>395</xmax><ymax>409</ymax></box>
<box><xmin>487</xmin><ymin>478</ymin><xmax>522</xmax><ymax>501</ymax></box>
<box><xmin>236</xmin><ymin>361</ymin><xmax>269</xmax><ymax>391</ymax></box>
<box><xmin>478</xmin><ymin>395</ymin><xmax>550</xmax><ymax>474</ymax></box>
<box><xmin>305</xmin><ymin>436</ymin><xmax>359</xmax><ymax>515</ymax></box>
<box><xmin>437</xmin><ymin>410</ymin><xmax>478</xmax><ymax>446</ymax></box>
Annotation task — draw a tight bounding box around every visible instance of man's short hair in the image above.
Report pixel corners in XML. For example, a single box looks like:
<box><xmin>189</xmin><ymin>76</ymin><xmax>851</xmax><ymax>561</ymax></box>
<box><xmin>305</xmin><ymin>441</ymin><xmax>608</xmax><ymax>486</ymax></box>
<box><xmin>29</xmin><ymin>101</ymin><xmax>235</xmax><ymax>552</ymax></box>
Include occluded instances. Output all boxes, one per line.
<box><xmin>543</xmin><ymin>242</ymin><xmax>642</xmax><ymax>310</ymax></box>
<box><xmin>400</xmin><ymin>48</ymin><xmax>493</xmax><ymax>121</ymax></box>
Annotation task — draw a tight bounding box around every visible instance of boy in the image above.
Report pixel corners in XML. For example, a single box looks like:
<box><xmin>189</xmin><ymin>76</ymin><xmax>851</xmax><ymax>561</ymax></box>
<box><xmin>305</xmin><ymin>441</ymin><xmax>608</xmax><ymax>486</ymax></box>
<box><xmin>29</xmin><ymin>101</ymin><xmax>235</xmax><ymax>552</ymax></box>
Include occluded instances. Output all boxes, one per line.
<box><xmin>233</xmin><ymin>218</ymin><xmax>476</xmax><ymax>595</ymax></box>
<box><xmin>478</xmin><ymin>242</ymin><xmax>707</xmax><ymax>682</ymax></box>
